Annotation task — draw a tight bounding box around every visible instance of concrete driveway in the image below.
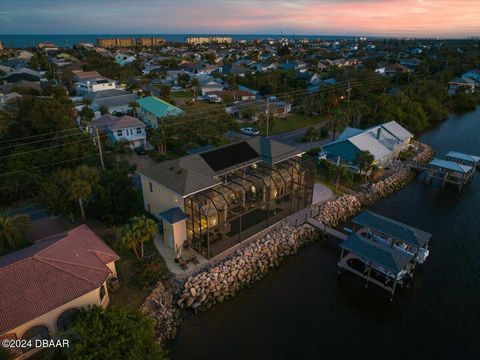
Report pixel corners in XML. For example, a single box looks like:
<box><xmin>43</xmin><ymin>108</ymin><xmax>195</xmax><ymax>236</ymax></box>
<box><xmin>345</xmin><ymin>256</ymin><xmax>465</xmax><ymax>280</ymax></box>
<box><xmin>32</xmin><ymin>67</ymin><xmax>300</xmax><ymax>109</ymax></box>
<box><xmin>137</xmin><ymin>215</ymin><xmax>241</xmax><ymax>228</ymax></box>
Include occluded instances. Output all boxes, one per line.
<box><xmin>312</xmin><ymin>183</ymin><xmax>334</xmax><ymax>205</ymax></box>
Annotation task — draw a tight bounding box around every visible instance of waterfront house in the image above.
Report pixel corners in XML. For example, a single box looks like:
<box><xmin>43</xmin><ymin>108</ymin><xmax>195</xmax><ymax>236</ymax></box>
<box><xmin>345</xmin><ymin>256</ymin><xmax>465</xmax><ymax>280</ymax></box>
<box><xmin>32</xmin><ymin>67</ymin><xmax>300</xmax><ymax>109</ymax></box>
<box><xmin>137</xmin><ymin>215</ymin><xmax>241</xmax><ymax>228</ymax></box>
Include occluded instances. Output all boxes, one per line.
<box><xmin>89</xmin><ymin>113</ymin><xmax>146</xmax><ymax>148</ymax></box>
<box><xmin>447</xmin><ymin>77</ymin><xmax>476</xmax><ymax>94</ymax></box>
<box><xmin>0</xmin><ymin>225</ymin><xmax>119</xmax><ymax>359</ymax></box>
<box><xmin>137</xmin><ymin>96</ymin><xmax>185</xmax><ymax>128</ymax></box>
<box><xmin>136</xmin><ymin>137</ymin><xmax>314</xmax><ymax>259</ymax></box>
<box><xmin>322</xmin><ymin>121</ymin><xmax>413</xmax><ymax>166</ymax></box>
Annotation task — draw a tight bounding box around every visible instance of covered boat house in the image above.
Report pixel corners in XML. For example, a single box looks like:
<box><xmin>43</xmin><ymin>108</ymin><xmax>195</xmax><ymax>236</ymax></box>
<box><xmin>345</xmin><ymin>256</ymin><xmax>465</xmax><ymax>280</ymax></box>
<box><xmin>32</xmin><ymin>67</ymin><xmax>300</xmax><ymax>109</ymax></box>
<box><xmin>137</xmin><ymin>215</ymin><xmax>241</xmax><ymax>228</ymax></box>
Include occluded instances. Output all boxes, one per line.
<box><xmin>338</xmin><ymin>234</ymin><xmax>414</xmax><ymax>301</ymax></box>
<box><xmin>351</xmin><ymin>211</ymin><xmax>432</xmax><ymax>265</ymax></box>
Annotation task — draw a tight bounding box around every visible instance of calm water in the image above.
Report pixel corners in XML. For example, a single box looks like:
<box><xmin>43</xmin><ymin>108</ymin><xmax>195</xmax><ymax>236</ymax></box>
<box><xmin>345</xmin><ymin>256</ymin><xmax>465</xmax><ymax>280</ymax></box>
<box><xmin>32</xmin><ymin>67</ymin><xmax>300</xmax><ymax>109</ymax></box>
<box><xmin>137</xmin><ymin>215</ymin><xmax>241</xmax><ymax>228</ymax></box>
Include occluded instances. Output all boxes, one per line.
<box><xmin>170</xmin><ymin>107</ymin><xmax>480</xmax><ymax>360</ymax></box>
<box><xmin>0</xmin><ymin>34</ymin><xmax>358</xmax><ymax>49</ymax></box>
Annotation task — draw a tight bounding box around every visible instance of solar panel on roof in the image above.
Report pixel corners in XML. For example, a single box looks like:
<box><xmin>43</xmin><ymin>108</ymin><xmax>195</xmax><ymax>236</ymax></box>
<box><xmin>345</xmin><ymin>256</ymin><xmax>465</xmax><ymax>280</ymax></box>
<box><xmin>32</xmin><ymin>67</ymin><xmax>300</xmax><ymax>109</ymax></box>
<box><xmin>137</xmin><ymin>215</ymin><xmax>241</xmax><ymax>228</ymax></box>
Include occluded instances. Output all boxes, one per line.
<box><xmin>200</xmin><ymin>142</ymin><xmax>259</xmax><ymax>172</ymax></box>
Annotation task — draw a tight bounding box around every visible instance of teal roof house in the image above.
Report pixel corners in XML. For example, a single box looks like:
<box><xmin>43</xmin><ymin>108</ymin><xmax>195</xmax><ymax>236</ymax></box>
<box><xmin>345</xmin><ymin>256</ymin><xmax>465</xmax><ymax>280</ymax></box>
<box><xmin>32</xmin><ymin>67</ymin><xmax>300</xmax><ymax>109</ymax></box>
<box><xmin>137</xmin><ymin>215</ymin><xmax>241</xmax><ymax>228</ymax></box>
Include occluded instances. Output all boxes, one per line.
<box><xmin>137</xmin><ymin>96</ymin><xmax>185</xmax><ymax>128</ymax></box>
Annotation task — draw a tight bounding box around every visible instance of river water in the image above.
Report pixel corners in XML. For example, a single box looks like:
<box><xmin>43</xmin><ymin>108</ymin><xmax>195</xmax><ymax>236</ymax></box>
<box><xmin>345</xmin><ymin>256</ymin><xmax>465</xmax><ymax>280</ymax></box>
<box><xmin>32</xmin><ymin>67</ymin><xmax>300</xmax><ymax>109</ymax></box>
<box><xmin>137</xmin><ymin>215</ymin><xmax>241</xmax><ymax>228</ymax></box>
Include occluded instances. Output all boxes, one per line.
<box><xmin>170</xmin><ymin>108</ymin><xmax>480</xmax><ymax>360</ymax></box>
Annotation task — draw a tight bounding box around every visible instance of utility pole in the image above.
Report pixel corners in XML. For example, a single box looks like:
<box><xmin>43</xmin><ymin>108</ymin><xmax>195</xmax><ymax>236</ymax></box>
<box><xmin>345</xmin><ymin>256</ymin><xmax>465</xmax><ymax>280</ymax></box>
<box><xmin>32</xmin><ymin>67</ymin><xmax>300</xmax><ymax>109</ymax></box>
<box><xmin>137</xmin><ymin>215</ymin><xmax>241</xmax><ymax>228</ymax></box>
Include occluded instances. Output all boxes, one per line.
<box><xmin>266</xmin><ymin>97</ymin><xmax>270</xmax><ymax>138</ymax></box>
<box><xmin>95</xmin><ymin>128</ymin><xmax>105</xmax><ymax>170</ymax></box>
<box><xmin>346</xmin><ymin>81</ymin><xmax>352</xmax><ymax>103</ymax></box>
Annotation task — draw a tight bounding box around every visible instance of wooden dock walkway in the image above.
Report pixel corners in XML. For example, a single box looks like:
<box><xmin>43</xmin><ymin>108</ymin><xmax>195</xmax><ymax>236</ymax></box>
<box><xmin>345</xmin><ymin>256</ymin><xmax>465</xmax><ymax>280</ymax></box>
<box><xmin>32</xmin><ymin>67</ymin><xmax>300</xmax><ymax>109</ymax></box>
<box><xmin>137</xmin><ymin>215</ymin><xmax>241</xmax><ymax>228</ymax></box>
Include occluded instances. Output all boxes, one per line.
<box><xmin>306</xmin><ymin>218</ymin><xmax>348</xmax><ymax>240</ymax></box>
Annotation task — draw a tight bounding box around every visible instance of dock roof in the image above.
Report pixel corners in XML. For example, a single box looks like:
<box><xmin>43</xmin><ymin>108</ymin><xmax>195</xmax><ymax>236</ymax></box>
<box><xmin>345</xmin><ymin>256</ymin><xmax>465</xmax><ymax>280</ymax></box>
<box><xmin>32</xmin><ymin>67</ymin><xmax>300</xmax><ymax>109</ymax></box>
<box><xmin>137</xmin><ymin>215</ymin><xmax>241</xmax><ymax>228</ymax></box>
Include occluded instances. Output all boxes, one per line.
<box><xmin>340</xmin><ymin>234</ymin><xmax>413</xmax><ymax>274</ymax></box>
<box><xmin>445</xmin><ymin>151</ymin><xmax>480</xmax><ymax>165</ymax></box>
<box><xmin>429</xmin><ymin>159</ymin><xmax>472</xmax><ymax>174</ymax></box>
<box><xmin>352</xmin><ymin>211</ymin><xmax>431</xmax><ymax>247</ymax></box>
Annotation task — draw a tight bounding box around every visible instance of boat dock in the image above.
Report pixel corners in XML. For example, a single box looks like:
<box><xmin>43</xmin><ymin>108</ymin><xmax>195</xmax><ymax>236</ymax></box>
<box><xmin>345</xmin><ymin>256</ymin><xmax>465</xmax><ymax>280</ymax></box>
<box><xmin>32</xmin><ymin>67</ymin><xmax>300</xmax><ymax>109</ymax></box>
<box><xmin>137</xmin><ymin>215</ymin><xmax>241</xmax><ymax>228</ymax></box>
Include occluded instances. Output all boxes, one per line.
<box><xmin>305</xmin><ymin>210</ymin><xmax>432</xmax><ymax>300</ymax></box>
<box><xmin>306</xmin><ymin>218</ymin><xmax>348</xmax><ymax>240</ymax></box>
<box><xmin>338</xmin><ymin>234</ymin><xmax>414</xmax><ymax>301</ymax></box>
<box><xmin>408</xmin><ymin>150</ymin><xmax>479</xmax><ymax>192</ymax></box>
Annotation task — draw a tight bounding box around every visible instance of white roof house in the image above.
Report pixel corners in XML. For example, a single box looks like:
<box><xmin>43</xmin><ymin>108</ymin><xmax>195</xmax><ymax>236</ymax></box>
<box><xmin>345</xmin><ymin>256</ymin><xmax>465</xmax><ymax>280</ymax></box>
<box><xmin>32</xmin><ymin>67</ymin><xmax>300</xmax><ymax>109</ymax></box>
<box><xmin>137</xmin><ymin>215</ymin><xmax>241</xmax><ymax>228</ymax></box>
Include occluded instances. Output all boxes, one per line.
<box><xmin>323</xmin><ymin>121</ymin><xmax>413</xmax><ymax>165</ymax></box>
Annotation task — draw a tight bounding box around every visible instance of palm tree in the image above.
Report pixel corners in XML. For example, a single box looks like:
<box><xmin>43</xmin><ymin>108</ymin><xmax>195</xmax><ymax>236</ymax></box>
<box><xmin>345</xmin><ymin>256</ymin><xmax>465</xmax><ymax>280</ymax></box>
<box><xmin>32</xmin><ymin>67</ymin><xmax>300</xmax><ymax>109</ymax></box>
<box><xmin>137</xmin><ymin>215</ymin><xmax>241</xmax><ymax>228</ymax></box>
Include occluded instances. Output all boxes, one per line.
<box><xmin>121</xmin><ymin>216</ymin><xmax>157</xmax><ymax>260</ymax></box>
<box><xmin>130</xmin><ymin>215</ymin><xmax>157</xmax><ymax>260</ymax></box>
<box><xmin>69</xmin><ymin>166</ymin><xmax>100</xmax><ymax>221</ymax></box>
<box><xmin>355</xmin><ymin>150</ymin><xmax>375</xmax><ymax>183</ymax></box>
<box><xmin>121</xmin><ymin>224</ymin><xmax>141</xmax><ymax>260</ymax></box>
<box><xmin>0</xmin><ymin>214</ymin><xmax>32</xmax><ymax>254</ymax></box>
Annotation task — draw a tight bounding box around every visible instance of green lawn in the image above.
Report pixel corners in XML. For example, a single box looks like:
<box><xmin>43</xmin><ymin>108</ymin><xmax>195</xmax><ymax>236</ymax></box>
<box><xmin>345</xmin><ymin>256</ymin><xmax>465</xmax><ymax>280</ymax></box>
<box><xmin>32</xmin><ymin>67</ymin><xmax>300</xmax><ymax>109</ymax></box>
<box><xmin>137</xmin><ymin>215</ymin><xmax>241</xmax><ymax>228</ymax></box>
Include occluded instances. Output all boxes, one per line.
<box><xmin>255</xmin><ymin>113</ymin><xmax>328</xmax><ymax>135</ymax></box>
<box><xmin>172</xmin><ymin>90</ymin><xmax>194</xmax><ymax>99</ymax></box>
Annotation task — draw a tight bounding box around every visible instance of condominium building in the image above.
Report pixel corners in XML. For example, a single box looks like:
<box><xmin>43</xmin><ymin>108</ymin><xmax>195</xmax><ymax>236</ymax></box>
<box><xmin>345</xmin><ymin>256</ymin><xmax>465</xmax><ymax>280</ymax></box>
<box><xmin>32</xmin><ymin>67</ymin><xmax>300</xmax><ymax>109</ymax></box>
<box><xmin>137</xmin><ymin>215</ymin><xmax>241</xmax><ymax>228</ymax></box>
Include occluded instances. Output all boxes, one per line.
<box><xmin>97</xmin><ymin>37</ymin><xmax>165</xmax><ymax>47</ymax></box>
<box><xmin>185</xmin><ymin>36</ymin><xmax>233</xmax><ymax>45</ymax></box>
<box><xmin>137</xmin><ymin>137</ymin><xmax>314</xmax><ymax>259</ymax></box>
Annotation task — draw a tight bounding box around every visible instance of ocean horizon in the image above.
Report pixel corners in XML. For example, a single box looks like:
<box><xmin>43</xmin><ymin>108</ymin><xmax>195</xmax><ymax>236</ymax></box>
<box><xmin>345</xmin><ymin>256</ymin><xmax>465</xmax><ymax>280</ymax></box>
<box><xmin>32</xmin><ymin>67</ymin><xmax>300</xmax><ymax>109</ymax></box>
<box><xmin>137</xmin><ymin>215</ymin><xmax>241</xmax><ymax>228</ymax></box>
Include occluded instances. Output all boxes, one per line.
<box><xmin>1</xmin><ymin>33</ymin><xmax>391</xmax><ymax>48</ymax></box>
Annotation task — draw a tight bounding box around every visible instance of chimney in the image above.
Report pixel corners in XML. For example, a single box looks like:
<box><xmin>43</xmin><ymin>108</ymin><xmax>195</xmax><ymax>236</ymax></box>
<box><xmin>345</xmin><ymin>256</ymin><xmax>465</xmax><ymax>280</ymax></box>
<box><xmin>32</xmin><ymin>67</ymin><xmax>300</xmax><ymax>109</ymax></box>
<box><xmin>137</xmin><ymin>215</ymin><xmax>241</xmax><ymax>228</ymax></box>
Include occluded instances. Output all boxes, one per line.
<box><xmin>376</xmin><ymin>128</ymin><xmax>381</xmax><ymax>139</ymax></box>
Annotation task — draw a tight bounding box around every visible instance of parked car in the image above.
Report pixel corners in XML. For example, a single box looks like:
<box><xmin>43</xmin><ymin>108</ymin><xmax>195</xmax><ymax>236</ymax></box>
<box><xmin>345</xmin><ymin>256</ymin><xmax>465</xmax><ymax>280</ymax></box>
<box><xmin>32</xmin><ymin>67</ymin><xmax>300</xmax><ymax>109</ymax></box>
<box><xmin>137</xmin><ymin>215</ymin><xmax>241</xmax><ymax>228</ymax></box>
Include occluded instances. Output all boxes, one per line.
<box><xmin>240</xmin><ymin>127</ymin><xmax>260</xmax><ymax>136</ymax></box>
<box><xmin>134</xmin><ymin>146</ymin><xmax>146</xmax><ymax>155</ymax></box>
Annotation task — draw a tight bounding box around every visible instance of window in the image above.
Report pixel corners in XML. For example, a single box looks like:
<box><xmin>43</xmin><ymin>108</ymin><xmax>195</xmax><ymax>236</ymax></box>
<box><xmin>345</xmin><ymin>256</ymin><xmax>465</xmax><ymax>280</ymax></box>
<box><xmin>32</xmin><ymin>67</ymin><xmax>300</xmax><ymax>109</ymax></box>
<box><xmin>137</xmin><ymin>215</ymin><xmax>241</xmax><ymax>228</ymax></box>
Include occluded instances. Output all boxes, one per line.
<box><xmin>56</xmin><ymin>308</ymin><xmax>80</xmax><ymax>332</ymax></box>
<box><xmin>149</xmin><ymin>182</ymin><xmax>153</xmax><ymax>192</ymax></box>
<box><xmin>100</xmin><ymin>285</ymin><xmax>106</xmax><ymax>301</ymax></box>
<box><xmin>22</xmin><ymin>325</ymin><xmax>50</xmax><ymax>351</ymax></box>
<box><xmin>117</xmin><ymin>130</ymin><xmax>123</xmax><ymax>137</ymax></box>
<box><xmin>148</xmin><ymin>204</ymin><xmax>151</xmax><ymax>213</ymax></box>
<box><xmin>136</xmin><ymin>127</ymin><xmax>142</xmax><ymax>134</ymax></box>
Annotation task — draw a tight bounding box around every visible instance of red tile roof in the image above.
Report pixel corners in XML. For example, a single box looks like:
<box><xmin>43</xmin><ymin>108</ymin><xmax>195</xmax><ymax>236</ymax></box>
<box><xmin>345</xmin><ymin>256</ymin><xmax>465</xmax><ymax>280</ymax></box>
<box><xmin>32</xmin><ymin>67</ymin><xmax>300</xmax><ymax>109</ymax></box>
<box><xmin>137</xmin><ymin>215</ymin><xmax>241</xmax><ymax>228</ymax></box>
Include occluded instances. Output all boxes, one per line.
<box><xmin>0</xmin><ymin>224</ymin><xmax>119</xmax><ymax>334</ymax></box>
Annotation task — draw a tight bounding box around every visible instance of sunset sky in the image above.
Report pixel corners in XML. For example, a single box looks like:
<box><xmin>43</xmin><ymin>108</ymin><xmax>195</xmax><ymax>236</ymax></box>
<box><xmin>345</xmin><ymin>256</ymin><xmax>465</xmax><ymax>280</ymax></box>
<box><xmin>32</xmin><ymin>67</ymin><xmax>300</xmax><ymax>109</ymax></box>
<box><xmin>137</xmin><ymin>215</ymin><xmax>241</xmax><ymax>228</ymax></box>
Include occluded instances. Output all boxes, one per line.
<box><xmin>1</xmin><ymin>0</ymin><xmax>479</xmax><ymax>38</ymax></box>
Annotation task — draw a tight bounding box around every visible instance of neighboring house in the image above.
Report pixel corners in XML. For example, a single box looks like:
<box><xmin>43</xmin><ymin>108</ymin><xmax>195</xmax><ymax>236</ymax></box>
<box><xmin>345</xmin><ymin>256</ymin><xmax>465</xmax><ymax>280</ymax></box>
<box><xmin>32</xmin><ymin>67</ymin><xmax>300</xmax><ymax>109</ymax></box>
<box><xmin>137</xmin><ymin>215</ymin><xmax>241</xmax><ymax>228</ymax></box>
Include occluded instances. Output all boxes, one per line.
<box><xmin>199</xmin><ymin>79</ymin><xmax>224</xmax><ymax>96</ymax></box>
<box><xmin>115</xmin><ymin>53</ymin><xmax>136</xmax><ymax>66</ymax></box>
<box><xmin>317</xmin><ymin>62</ymin><xmax>328</xmax><ymax>71</ymax></box>
<box><xmin>0</xmin><ymin>225</ymin><xmax>119</xmax><ymax>360</ymax></box>
<box><xmin>322</xmin><ymin>121</ymin><xmax>413</xmax><ymax>166</ymax></box>
<box><xmin>137</xmin><ymin>96</ymin><xmax>185</xmax><ymax>128</ymax></box>
<box><xmin>89</xmin><ymin>113</ymin><xmax>146</xmax><ymax>148</ymax></box>
<box><xmin>221</xmin><ymin>63</ymin><xmax>247</xmax><ymax>76</ymax></box>
<box><xmin>399</xmin><ymin>58</ymin><xmax>421</xmax><ymax>69</ymax></box>
<box><xmin>228</xmin><ymin>99</ymin><xmax>291</xmax><ymax>119</ymax></box>
<box><xmin>206</xmin><ymin>89</ymin><xmax>256</xmax><ymax>102</ymax></box>
<box><xmin>0</xmin><ymin>92</ymin><xmax>22</xmax><ymax>109</ymax></box>
<box><xmin>136</xmin><ymin>137</ymin><xmax>314</xmax><ymax>259</ymax></box>
<box><xmin>72</xmin><ymin>70</ymin><xmax>101</xmax><ymax>81</ymax></box>
<box><xmin>384</xmin><ymin>63</ymin><xmax>412</xmax><ymax>76</ymax></box>
<box><xmin>75</xmin><ymin>76</ymin><xmax>116</xmax><ymax>96</ymax></box>
<box><xmin>297</xmin><ymin>71</ymin><xmax>321</xmax><ymax>85</ymax></box>
<box><xmin>447</xmin><ymin>77</ymin><xmax>476</xmax><ymax>94</ymax></box>
<box><xmin>2</xmin><ymin>68</ymin><xmax>42</xmax><ymax>84</ymax></box>
<box><xmin>282</xmin><ymin>60</ymin><xmax>307</xmax><ymax>71</ymax></box>
<box><xmin>86</xmin><ymin>89</ymin><xmax>139</xmax><ymax>114</ymax></box>
<box><xmin>462</xmin><ymin>69</ymin><xmax>480</xmax><ymax>86</ymax></box>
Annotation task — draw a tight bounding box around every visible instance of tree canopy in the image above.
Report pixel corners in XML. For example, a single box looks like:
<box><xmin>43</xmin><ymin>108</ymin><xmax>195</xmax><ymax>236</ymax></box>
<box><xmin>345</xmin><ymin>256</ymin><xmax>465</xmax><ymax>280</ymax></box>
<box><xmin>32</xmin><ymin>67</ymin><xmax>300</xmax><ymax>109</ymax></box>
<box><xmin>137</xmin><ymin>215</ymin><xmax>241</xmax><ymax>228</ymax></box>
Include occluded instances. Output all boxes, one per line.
<box><xmin>53</xmin><ymin>306</ymin><xmax>167</xmax><ymax>360</ymax></box>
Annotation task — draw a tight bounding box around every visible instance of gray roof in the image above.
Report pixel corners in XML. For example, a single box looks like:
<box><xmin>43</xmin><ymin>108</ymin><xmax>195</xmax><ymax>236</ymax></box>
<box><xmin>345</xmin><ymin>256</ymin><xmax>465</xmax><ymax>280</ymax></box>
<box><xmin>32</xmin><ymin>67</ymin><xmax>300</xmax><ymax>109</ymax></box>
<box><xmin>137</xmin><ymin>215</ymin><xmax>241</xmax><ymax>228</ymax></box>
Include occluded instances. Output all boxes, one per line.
<box><xmin>446</xmin><ymin>151</ymin><xmax>480</xmax><ymax>165</ymax></box>
<box><xmin>340</xmin><ymin>234</ymin><xmax>413</xmax><ymax>274</ymax></box>
<box><xmin>159</xmin><ymin>207</ymin><xmax>187</xmax><ymax>224</ymax></box>
<box><xmin>137</xmin><ymin>137</ymin><xmax>302</xmax><ymax>196</ymax></box>
<box><xmin>90</xmin><ymin>114</ymin><xmax>145</xmax><ymax>132</ymax></box>
<box><xmin>352</xmin><ymin>211</ymin><xmax>431</xmax><ymax>247</ymax></box>
<box><xmin>87</xmin><ymin>89</ymin><xmax>138</xmax><ymax>109</ymax></box>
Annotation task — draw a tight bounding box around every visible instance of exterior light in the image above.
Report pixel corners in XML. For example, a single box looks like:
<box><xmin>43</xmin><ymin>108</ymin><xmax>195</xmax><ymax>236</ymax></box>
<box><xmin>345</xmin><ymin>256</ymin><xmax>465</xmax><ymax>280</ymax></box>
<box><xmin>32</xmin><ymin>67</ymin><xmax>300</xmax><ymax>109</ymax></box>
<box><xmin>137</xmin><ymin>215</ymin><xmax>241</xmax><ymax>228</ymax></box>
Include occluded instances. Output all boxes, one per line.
<box><xmin>251</xmin><ymin>186</ymin><xmax>256</xmax><ymax>193</ymax></box>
